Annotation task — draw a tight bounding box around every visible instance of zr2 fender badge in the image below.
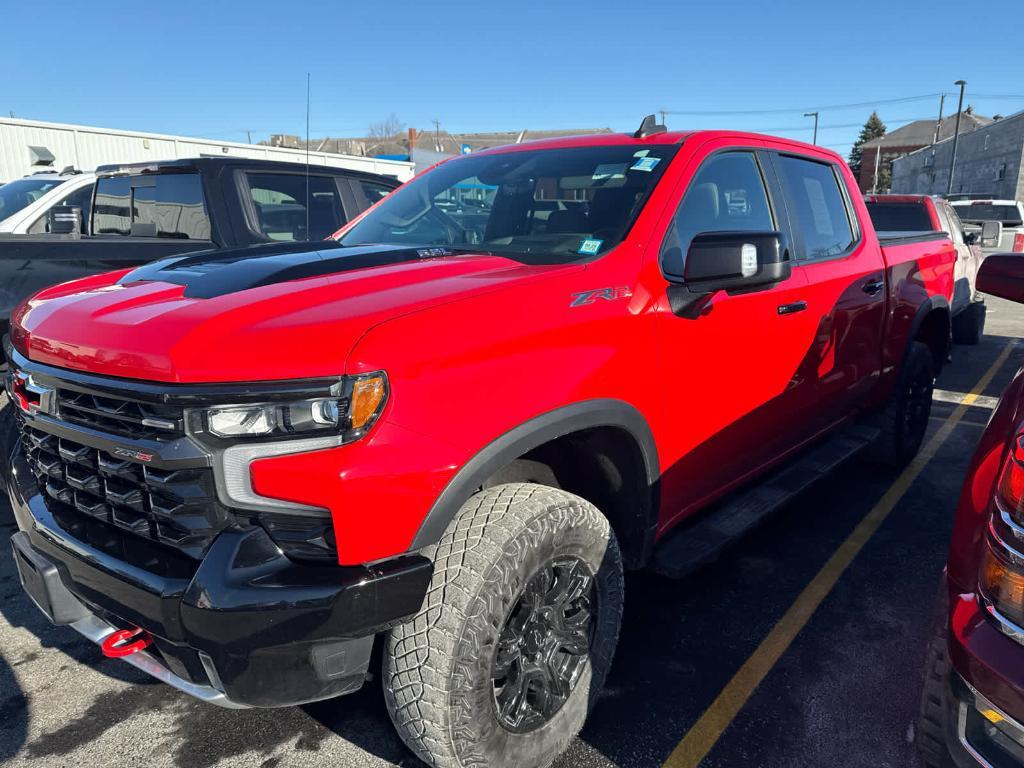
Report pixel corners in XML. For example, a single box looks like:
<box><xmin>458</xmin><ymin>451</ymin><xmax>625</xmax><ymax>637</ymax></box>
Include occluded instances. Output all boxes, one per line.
<box><xmin>113</xmin><ymin>446</ymin><xmax>154</xmax><ymax>463</ymax></box>
<box><xmin>570</xmin><ymin>286</ymin><xmax>633</xmax><ymax>307</ymax></box>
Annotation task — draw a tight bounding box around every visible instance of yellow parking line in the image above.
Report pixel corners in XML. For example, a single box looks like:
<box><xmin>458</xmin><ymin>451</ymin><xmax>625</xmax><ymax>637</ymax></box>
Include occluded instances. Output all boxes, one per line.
<box><xmin>662</xmin><ymin>340</ymin><xmax>1019</xmax><ymax>768</ymax></box>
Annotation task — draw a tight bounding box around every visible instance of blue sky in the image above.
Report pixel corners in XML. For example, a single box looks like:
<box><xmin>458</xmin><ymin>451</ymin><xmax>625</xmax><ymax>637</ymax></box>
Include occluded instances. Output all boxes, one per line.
<box><xmin>6</xmin><ymin>0</ymin><xmax>1024</xmax><ymax>158</ymax></box>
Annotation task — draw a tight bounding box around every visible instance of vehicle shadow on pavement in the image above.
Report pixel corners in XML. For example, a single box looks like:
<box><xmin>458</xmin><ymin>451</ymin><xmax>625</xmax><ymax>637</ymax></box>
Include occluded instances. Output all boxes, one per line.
<box><xmin>0</xmin><ymin>638</ymin><xmax>28</xmax><ymax>762</ymax></box>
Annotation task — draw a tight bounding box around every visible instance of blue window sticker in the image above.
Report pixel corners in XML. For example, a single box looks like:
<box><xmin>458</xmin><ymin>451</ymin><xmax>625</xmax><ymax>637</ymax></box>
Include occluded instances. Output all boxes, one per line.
<box><xmin>578</xmin><ymin>238</ymin><xmax>603</xmax><ymax>255</ymax></box>
<box><xmin>630</xmin><ymin>156</ymin><xmax>661</xmax><ymax>172</ymax></box>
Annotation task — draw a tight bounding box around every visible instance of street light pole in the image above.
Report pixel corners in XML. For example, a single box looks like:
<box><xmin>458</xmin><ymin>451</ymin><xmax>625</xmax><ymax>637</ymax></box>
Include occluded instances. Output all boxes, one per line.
<box><xmin>947</xmin><ymin>80</ymin><xmax>967</xmax><ymax>195</ymax></box>
<box><xmin>804</xmin><ymin>111</ymin><xmax>819</xmax><ymax>145</ymax></box>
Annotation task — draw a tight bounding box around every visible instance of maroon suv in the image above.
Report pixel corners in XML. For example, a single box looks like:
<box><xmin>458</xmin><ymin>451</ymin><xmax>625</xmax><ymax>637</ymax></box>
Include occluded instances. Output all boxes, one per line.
<box><xmin>919</xmin><ymin>254</ymin><xmax>1024</xmax><ymax>767</ymax></box>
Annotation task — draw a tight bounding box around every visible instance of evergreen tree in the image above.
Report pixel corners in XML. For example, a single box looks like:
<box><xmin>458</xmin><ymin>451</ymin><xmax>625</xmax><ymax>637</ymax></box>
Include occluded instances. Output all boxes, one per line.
<box><xmin>848</xmin><ymin>112</ymin><xmax>887</xmax><ymax>176</ymax></box>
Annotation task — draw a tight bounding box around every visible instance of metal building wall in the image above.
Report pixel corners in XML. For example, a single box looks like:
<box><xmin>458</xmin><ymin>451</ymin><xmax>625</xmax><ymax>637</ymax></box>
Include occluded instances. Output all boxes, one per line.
<box><xmin>0</xmin><ymin>117</ymin><xmax>414</xmax><ymax>182</ymax></box>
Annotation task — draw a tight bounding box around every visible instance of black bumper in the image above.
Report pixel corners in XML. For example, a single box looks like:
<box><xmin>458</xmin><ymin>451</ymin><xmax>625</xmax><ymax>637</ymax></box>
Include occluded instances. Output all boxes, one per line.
<box><xmin>8</xmin><ymin>446</ymin><xmax>432</xmax><ymax>708</ymax></box>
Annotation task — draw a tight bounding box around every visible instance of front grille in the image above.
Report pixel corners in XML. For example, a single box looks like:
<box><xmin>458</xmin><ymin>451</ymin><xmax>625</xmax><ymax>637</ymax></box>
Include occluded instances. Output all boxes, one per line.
<box><xmin>57</xmin><ymin>389</ymin><xmax>184</xmax><ymax>441</ymax></box>
<box><xmin>21</xmin><ymin>422</ymin><xmax>230</xmax><ymax>558</ymax></box>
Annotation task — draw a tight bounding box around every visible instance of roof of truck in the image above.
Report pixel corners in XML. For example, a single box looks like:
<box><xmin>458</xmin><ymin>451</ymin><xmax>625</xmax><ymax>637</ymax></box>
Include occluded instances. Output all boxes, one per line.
<box><xmin>94</xmin><ymin>156</ymin><xmax>402</xmax><ymax>184</ymax></box>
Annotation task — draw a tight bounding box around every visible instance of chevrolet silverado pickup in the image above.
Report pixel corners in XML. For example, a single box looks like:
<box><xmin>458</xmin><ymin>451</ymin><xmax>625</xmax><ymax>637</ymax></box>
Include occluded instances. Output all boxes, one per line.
<box><xmin>865</xmin><ymin>194</ymin><xmax>986</xmax><ymax>344</ymax></box>
<box><xmin>917</xmin><ymin>255</ymin><xmax>1024</xmax><ymax>767</ymax></box>
<box><xmin>0</xmin><ymin>156</ymin><xmax>399</xmax><ymax>355</ymax></box>
<box><xmin>7</xmin><ymin>119</ymin><xmax>956</xmax><ymax>768</ymax></box>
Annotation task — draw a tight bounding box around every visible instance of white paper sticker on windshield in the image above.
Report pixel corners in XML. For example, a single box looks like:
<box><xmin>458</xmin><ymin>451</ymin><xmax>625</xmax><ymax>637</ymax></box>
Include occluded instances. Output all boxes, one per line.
<box><xmin>630</xmin><ymin>157</ymin><xmax>661</xmax><ymax>172</ymax></box>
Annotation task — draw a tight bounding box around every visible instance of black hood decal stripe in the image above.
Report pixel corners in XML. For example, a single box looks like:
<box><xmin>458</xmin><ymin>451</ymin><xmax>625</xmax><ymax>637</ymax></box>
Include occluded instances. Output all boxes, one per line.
<box><xmin>119</xmin><ymin>242</ymin><xmax>447</xmax><ymax>299</ymax></box>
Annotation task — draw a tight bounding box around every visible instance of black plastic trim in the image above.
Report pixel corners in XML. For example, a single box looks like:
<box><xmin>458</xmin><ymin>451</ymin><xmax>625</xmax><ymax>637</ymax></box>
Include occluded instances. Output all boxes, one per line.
<box><xmin>878</xmin><ymin>232</ymin><xmax>953</xmax><ymax>247</ymax></box>
<box><xmin>411</xmin><ymin>399</ymin><xmax>660</xmax><ymax>550</ymax></box>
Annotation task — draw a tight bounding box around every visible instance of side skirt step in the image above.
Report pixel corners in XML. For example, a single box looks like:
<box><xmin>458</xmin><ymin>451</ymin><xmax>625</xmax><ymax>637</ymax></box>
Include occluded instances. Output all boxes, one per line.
<box><xmin>650</xmin><ymin>424</ymin><xmax>880</xmax><ymax>579</ymax></box>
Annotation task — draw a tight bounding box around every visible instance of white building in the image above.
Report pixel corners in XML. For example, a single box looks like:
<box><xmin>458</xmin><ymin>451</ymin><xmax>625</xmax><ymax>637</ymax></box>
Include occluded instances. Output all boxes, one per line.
<box><xmin>0</xmin><ymin>117</ymin><xmax>415</xmax><ymax>183</ymax></box>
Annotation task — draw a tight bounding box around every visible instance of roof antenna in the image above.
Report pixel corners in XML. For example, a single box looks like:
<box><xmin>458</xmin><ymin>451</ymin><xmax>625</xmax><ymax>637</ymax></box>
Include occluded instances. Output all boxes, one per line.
<box><xmin>305</xmin><ymin>72</ymin><xmax>311</xmax><ymax>241</ymax></box>
<box><xmin>633</xmin><ymin>114</ymin><xmax>667</xmax><ymax>139</ymax></box>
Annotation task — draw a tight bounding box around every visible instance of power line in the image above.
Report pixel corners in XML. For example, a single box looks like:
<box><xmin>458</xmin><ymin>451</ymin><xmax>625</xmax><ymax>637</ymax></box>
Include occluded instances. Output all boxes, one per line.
<box><xmin>664</xmin><ymin>93</ymin><xmax>942</xmax><ymax>116</ymax></box>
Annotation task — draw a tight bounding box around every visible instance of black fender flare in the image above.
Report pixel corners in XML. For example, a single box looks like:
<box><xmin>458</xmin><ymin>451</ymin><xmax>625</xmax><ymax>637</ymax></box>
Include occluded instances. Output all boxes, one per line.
<box><xmin>906</xmin><ymin>294</ymin><xmax>951</xmax><ymax>369</ymax></box>
<box><xmin>410</xmin><ymin>399</ymin><xmax>660</xmax><ymax>551</ymax></box>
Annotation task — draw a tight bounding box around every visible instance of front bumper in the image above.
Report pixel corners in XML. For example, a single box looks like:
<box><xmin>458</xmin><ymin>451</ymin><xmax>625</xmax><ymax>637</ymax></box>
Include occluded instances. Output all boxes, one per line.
<box><xmin>9</xmin><ymin>445</ymin><xmax>432</xmax><ymax>708</ymax></box>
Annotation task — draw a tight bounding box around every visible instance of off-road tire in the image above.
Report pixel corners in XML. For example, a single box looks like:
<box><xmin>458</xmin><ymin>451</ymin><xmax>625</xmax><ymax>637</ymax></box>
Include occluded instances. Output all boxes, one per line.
<box><xmin>952</xmin><ymin>301</ymin><xmax>986</xmax><ymax>346</ymax></box>
<box><xmin>383</xmin><ymin>483</ymin><xmax>624</xmax><ymax>768</ymax></box>
<box><xmin>917</xmin><ymin>588</ymin><xmax>955</xmax><ymax>768</ymax></box>
<box><xmin>870</xmin><ymin>341</ymin><xmax>935</xmax><ymax>468</ymax></box>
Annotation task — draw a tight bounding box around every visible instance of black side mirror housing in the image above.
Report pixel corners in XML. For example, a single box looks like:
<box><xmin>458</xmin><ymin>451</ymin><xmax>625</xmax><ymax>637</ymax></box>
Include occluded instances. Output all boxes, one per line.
<box><xmin>665</xmin><ymin>231</ymin><xmax>790</xmax><ymax>318</ymax></box>
<box><xmin>47</xmin><ymin>205</ymin><xmax>82</xmax><ymax>236</ymax></box>
<box><xmin>977</xmin><ymin>254</ymin><xmax>1024</xmax><ymax>303</ymax></box>
<box><xmin>964</xmin><ymin>231</ymin><xmax>979</xmax><ymax>246</ymax></box>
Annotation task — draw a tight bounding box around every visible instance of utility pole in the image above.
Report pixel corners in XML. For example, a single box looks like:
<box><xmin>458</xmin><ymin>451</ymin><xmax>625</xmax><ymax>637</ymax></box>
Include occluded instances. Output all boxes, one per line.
<box><xmin>432</xmin><ymin>119</ymin><xmax>441</xmax><ymax>152</ymax></box>
<box><xmin>872</xmin><ymin>144</ymin><xmax>882</xmax><ymax>194</ymax></box>
<box><xmin>932</xmin><ymin>93</ymin><xmax>946</xmax><ymax>145</ymax></box>
<box><xmin>803</xmin><ymin>111</ymin><xmax>819</xmax><ymax>145</ymax></box>
<box><xmin>658</xmin><ymin>110</ymin><xmax>667</xmax><ymax>126</ymax></box>
<box><xmin>246</xmin><ymin>130</ymin><xmax>252</xmax><ymax>145</ymax></box>
<box><xmin>947</xmin><ymin>80</ymin><xmax>967</xmax><ymax>195</ymax></box>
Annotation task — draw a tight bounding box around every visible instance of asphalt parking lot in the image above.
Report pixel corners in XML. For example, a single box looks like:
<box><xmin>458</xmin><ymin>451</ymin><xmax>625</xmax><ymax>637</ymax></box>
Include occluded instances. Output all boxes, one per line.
<box><xmin>1</xmin><ymin>297</ymin><xmax>1021</xmax><ymax>768</ymax></box>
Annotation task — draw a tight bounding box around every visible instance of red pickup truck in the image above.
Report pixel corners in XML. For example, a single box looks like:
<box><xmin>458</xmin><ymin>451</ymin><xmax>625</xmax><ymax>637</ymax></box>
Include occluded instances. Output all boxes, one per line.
<box><xmin>917</xmin><ymin>257</ymin><xmax>1024</xmax><ymax>768</ymax></box>
<box><xmin>7</xmin><ymin>119</ymin><xmax>955</xmax><ymax>768</ymax></box>
<box><xmin>865</xmin><ymin>194</ymin><xmax>986</xmax><ymax>345</ymax></box>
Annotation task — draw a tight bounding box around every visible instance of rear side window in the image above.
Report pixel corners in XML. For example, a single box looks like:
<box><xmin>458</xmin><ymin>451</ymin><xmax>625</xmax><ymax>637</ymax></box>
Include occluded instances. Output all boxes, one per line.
<box><xmin>92</xmin><ymin>173</ymin><xmax>210</xmax><ymax>239</ymax></box>
<box><xmin>662</xmin><ymin>152</ymin><xmax>774</xmax><ymax>271</ymax></box>
<box><xmin>865</xmin><ymin>202</ymin><xmax>933</xmax><ymax>233</ymax></box>
<box><xmin>245</xmin><ymin>173</ymin><xmax>344</xmax><ymax>241</ymax></box>
<box><xmin>776</xmin><ymin>156</ymin><xmax>855</xmax><ymax>260</ymax></box>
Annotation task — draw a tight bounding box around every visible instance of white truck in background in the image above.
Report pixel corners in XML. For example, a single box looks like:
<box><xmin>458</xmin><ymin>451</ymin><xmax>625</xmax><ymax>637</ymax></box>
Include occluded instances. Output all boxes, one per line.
<box><xmin>0</xmin><ymin>172</ymin><xmax>95</xmax><ymax>234</ymax></box>
<box><xmin>951</xmin><ymin>199</ymin><xmax>1024</xmax><ymax>254</ymax></box>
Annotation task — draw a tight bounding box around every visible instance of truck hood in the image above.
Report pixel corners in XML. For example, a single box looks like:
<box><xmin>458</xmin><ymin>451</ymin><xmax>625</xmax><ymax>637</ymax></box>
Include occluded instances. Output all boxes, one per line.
<box><xmin>13</xmin><ymin>242</ymin><xmax>579</xmax><ymax>382</ymax></box>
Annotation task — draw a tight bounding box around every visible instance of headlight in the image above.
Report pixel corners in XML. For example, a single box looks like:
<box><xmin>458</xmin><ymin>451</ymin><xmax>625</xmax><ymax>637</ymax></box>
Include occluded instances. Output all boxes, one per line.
<box><xmin>198</xmin><ymin>372</ymin><xmax>387</xmax><ymax>442</ymax></box>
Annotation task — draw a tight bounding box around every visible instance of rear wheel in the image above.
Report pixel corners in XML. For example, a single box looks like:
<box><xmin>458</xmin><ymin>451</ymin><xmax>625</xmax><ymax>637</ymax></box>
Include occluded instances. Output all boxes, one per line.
<box><xmin>384</xmin><ymin>483</ymin><xmax>623</xmax><ymax>768</ymax></box>
<box><xmin>952</xmin><ymin>301</ymin><xmax>986</xmax><ymax>346</ymax></box>
<box><xmin>870</xmin><ymin>341</ymin><xmax>935</xmax><ymax>467</ymax></box>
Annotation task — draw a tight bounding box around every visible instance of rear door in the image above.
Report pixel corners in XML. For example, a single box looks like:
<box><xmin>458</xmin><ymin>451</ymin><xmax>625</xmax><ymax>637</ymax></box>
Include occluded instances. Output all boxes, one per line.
<box><xmin>766</xmin><ymin>151</ymin><xmax>886</xmax><ymax>429</ymax></box>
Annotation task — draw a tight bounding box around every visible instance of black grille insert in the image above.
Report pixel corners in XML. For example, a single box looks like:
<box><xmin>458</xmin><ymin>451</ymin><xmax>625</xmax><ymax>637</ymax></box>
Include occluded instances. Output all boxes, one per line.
<box><xmin>57</xmin><ymin>389</ymin><xmax>184</xmax><ymax>440</ymax></box>
<box><xmin>21</xmin><ymin>423</ymin><xmax>229</xmax><ymax>558</ymax></box>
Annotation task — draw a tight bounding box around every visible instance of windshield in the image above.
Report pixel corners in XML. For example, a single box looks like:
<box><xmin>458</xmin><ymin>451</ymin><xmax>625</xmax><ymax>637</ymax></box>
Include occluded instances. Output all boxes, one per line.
<box><xmin>338</xmin><ymin>144</ymin><xmax>678</xmax><ymax>264</ymax></box>
<box><xmin>0</xmin><ymin>177</ymin><xmax>67</xmax><ymax>221</ymax></box>
<box><xmin>865</xmin><ymin>202</ymin><xmax>934</xmax><ymax>232</ymax></box>
<box><xmin>952</xmin><ymin>203</ymin><xmax>1023</xmax><ymax>227</ymax></box>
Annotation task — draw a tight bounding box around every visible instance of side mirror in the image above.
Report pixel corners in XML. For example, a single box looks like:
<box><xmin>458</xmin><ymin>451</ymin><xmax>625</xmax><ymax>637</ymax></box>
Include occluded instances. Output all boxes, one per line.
<box><xmin>666</xmin><ymin>231</ymin><xmax>790</xmax><ymax>318</ymax></box>
<box><xmin>964</xmin><ymin>231</ymin><xmax>979</xmax><ymax>246</ymax></box>
<box><xmin>47</xmin><ymin>205</ymin><xmax>82</xmax><ymax>236</ymax></box>
<box><xmin>977</xmin><ymin>254</ymin><xmax>1024</xmax><ymax>303</ymax></box>
<box><xmin>981</xmin><ymin>220</ymin><xmax>1002</xmax><ymax>248</ymax></box>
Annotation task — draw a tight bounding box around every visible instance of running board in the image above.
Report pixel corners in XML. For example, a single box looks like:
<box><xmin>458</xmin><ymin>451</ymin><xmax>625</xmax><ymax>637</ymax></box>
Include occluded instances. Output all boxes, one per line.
<box><xmin>651</xmin><ymin>424</ymin><xmax>880</xmax><ymax>579</ymax></box>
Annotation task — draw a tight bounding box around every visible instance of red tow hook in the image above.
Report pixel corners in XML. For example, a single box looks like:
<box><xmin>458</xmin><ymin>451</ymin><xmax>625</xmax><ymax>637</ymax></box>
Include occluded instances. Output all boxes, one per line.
<box><xmin>101</xmin><ymin>627</ymin><xmax>153</xmax><ymax>658</ymax></box>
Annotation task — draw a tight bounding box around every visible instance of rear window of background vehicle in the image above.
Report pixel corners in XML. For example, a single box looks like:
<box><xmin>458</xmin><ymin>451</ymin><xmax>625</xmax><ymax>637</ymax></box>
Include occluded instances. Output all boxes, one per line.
<box><xmin>92</xmin><ymin>173</ymin><xmax>210</xmax><ymax>239</ymax></box>
<box><xmin>776</xmin><ymin>156</ymin><xmax>855</xmax><ymax>259</ymax></box>
<box><xmin>245</xmin><ymin>172</ymin><xmax>344</xmax><ymax>242</ymax></box>
<box><xmin>865</xmin><ymin>202</ymin><xmax>934</xmax><ymax>232</ymax></box>
<box><xmin>952</xmin><ymin>203</ymin><xmax>1023</xmax><ymax>227</ymax></box>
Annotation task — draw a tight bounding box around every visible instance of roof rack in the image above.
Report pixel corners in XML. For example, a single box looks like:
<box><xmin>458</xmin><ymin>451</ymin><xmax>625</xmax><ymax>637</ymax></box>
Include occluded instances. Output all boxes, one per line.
<box><xmin>633</xmin><ymin>114</ymin><xmax>667</xmax><ymax>139</ymax></box>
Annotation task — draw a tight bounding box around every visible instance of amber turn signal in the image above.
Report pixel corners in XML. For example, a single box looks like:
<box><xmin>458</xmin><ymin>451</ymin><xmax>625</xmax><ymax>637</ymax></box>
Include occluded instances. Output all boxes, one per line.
<box><xmin>350</xmin><ymin>374</ymin><xmax>387</xmax><ymax>430</ymax></box>
<box><xmin>981</xmin><ymin>544</ymin><xmax>1024</xmax><ymax>627</ymax></box>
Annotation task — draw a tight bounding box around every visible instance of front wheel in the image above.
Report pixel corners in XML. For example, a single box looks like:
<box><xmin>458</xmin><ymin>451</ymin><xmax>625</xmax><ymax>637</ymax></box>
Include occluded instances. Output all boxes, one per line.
<box><xmin>384</xmin><ymin>483</ymin><xmax>624</xmax><ymax>768</ymax></box>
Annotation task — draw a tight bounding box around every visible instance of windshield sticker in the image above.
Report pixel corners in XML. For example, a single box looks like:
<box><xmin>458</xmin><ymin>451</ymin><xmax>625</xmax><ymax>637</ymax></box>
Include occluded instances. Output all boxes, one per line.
<box><xmin>630</xmin><ymin>156</ymin><xmax>661</xmax><ymax>172</ymax></box>
<box><xmin>592</xmin><ymin>163</ymin><xmax>627</xmax><ymax>182</ymax></box>
<box><xmin>633</xmin><ymin>149</ymin><xmax>650</xmax><ymax>158</ymax></box>
<box><xmin>578</xmin><ymin>238</ymin><xmax>604</xmax><ymax>256</ymax></box>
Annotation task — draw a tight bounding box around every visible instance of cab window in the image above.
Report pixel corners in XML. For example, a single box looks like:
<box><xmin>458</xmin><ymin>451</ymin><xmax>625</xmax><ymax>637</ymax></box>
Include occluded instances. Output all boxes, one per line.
<box><xmin>776</xmin><ymin>156</ymin><xmax>855</xmax><ymax>260</ymax></box>
<box><xmin>660</xmin><ymin>152</ymin><xmax>774</xmax><ymax>276</ymax></box>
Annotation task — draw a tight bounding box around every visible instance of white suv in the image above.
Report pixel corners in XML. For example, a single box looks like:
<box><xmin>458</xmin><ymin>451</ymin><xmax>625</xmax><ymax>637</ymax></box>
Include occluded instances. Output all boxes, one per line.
<box><xmin>0</xmin><ymin>171</ymin><xmax>96</xmax><ymax>234</ymax></box>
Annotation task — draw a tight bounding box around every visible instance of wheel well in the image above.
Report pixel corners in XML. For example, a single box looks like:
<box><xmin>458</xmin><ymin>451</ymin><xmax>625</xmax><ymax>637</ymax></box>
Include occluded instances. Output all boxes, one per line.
<box><xmin>483</xmin><ymin>426</ymin><xmax>656</xmax><ymax>569</ymax></box>
<box><xmin>914</xmin><ymin>308</ymin><xmax>950</xmax><ymax>372</ymax></box>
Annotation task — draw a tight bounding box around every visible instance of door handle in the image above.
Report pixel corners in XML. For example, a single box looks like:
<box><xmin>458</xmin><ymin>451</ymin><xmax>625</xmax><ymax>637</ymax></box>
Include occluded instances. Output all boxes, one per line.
<box><xmin>777</xmin><ymin>301</ymin><xmax>807</xmax><ymax>316</ymax></box>
<box><xmin>862</xmin><ymin>279</ymin><xmax>885</xmax><ymax>295</ymax></box>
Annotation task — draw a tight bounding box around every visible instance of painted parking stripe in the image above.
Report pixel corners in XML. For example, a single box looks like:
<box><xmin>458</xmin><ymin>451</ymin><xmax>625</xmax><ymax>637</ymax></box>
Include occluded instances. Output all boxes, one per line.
<box><xmin>662</xmin><ymin>340</ymin><xmax>1019</xmax><ymax>768</ymax></box>
<box><xmin>933</xmin><ymin>389</ymin><xmax>1000</xmax><ymax>410</ymax></box>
